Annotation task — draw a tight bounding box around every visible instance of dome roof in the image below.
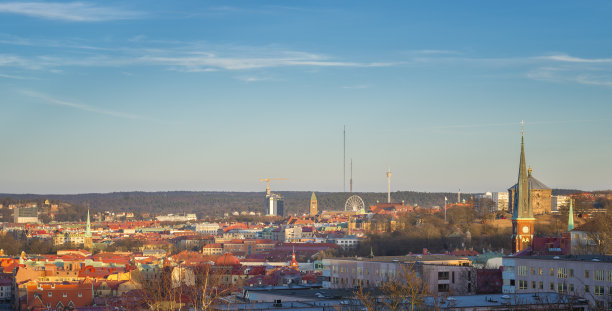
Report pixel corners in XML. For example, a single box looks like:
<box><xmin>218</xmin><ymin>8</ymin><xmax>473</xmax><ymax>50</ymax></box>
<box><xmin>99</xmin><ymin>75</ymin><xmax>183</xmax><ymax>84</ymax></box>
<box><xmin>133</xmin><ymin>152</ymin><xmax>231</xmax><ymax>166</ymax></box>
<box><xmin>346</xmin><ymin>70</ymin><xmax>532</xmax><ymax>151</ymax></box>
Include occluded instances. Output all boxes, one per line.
<box><xmin>215</xmin><ymin>253</ymin><xmax>240</xmax><ymax>266</ymax></box>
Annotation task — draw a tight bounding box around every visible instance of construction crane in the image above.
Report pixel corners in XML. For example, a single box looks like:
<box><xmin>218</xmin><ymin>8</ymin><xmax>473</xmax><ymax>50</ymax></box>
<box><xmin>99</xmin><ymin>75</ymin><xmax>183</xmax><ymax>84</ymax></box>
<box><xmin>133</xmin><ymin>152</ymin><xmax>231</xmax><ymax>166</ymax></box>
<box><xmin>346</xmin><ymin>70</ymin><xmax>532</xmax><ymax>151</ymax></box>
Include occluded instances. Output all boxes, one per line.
<box><xmin>260</xmin><ymin>178</ymin><xmax>286</xmax><ymax>196</ymax></box>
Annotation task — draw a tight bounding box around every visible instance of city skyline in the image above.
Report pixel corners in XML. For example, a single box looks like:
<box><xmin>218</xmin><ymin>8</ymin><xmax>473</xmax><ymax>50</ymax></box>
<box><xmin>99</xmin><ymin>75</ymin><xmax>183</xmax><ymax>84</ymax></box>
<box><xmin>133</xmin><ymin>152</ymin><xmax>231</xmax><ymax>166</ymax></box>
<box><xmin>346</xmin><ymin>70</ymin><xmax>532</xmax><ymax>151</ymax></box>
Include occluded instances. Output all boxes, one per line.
<box><xmin>1</xmin><ymin>1</ymin><xmax>612</xmax><ymax>194</ymax></box>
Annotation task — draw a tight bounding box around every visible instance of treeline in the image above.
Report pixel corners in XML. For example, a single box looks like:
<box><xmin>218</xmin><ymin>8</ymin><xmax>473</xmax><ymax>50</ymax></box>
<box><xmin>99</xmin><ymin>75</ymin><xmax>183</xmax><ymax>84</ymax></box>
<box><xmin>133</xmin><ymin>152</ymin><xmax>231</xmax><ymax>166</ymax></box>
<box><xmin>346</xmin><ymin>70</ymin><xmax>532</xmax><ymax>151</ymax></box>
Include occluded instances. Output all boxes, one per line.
<box><xmin>0</xmin><ymin>231</ymin><xmax>55</xmax><ymax>255</ymax></box>
<box><xmin>0</xmin><ymin>189</ymin><xmax>585</xmax><ymax>218</ymax></box>
<box><xmin>0</xmin><ymin>191</ymin><xmax>460</xmax><ymax>217</ymax></box>
<box><xmin>346</xmin><ymin>207</ymin><xmax>513</xmax><ymax>257</ymax></box>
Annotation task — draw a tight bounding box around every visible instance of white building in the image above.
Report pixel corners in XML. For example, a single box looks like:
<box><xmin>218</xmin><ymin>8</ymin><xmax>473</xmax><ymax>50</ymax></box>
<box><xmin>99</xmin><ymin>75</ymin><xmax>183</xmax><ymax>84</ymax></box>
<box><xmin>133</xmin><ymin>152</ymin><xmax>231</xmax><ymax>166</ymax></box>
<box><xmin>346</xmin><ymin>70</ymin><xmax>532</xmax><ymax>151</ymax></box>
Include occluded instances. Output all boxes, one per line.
<box><xmin>14</xmin><ymin>206</ymin><xmax>39</xmax><ymax>223</ymax></box>
<box><xmin>551</xmin><ymin>195</ymin><xmax>571</xmax><ymax>213</ymax></box>
<box><xmin>502</xmin><ymin>255</ymin><xmax>612</xmax><ymax>310</ymax></box>
<box><xmin>156</xmin><ymin>213</ymin><xmax>197</xmax><ymax>222</ymax></box>
<box><xmin>195</xmin><ymin>222</ymin><xmax>220</xmax><ymax>235</ymax></box>
<box><xmin>492</xmin><ymin>192</ymin><xmax>509</xmax><ymax>212</ymax></box>
<box><xmin>327</xmin><ymin>235</ymin><xmax>359</xmax><ymax>249</ymax></box>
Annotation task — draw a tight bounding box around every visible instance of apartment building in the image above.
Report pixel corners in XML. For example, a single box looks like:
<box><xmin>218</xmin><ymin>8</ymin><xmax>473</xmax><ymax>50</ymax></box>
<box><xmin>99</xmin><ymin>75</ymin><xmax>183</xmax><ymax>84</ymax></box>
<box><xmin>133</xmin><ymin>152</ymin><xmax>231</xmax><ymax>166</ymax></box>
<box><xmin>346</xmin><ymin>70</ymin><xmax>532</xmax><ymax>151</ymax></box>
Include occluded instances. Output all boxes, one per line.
<box><xmin>323</xmin><ymin>255</ymin><xmax>475</xmax><ymax>295</ymax></box>
<box><xmin>502</xmin><ymin>255</ymin><xmax>612</xmax><ymax>310</ymax></box>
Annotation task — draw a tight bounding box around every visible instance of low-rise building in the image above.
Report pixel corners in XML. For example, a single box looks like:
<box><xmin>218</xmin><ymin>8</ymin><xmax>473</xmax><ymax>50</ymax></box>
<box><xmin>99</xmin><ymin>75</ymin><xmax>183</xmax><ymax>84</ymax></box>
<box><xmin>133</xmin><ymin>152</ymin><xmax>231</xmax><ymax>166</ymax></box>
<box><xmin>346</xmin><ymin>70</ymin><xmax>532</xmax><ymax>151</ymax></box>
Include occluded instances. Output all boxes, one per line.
<box><xmin>502</xmin><ymin>255</ymin><xmax>612</xmax><ymax>310</ymax></box>
<box><xmin>324</xmin><ymin>255</ymin><xmax>475</xmax><ymax>295</ymax></box>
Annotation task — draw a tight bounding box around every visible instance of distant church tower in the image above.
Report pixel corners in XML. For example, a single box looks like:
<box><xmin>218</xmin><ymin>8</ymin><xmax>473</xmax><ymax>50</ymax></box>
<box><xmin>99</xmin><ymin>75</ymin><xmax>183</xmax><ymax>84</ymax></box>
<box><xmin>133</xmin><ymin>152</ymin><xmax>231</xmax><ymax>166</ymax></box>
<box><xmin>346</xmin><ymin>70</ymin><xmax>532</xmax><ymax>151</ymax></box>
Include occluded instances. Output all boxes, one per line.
<box><xmin>86</xmin><ymin>209</ymin><xmax>91</xmax><ymax>238</ymax></box>
<box><xmin>512</xmin><ymin>123</ymin><xmax>535</xmax><ymax>254</ymax></box>
<box><xmin>309</xmin><ymin>192</ymin><xmax>318</xmax><ymax>217</ymax></box>
<box><xmin>84</xmin><ymin>209</ymin><xmax>93</xmax><ymax>250</ymax></box>
<box><xmin>568</xmin><ymin>198</ymin><xmax>575</xmax><ymax>231</ymax></box>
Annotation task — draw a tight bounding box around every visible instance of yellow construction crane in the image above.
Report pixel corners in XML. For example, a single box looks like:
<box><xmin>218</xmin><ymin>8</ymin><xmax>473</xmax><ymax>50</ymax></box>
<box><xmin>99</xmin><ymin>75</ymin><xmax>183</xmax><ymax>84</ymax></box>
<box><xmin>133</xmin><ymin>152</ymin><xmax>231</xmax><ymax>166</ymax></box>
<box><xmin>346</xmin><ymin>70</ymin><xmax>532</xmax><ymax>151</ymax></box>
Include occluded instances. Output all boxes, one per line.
<box><xmin>260</xmin><ymin>178</ymin><xmax>286</xmax><ymax>196</ymax></box>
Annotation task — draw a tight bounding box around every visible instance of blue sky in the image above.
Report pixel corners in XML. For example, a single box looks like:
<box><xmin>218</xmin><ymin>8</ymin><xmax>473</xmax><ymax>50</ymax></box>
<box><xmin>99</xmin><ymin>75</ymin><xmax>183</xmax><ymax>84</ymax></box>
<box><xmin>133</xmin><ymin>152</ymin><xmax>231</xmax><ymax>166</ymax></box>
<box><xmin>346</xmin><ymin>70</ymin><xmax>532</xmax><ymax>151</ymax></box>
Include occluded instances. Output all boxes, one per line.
<box><xmin>1</xmin><ymin>1</ymin><xmax>611</xmax><ymax>194</ymax></box>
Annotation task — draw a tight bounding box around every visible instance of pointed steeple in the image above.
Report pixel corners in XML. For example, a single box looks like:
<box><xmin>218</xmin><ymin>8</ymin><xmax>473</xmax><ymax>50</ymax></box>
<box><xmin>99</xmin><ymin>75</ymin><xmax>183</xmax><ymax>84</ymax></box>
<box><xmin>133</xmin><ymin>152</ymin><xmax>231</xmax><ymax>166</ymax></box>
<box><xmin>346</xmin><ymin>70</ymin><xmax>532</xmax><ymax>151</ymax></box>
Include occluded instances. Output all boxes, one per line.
<box><xmin>568</xmin><ymin>199</ymin><xmax>575</xmax><ymax>231</ymax></box>
<box><xmin>86</xmin><ymin>209</ymin><xmax>91</xmax><ymax>237</ymax></box>
<box><xmin>290</xmin><ymin>246</ymin><xmax>299</xmax><ymax>270</ymax></box>
<box><xmin>513</xmin><ymin>122</ymin><xmax>532</xmax><ymax>220</ymax></box>
<box><xmin>369</xmin><ymin>246</ymin><xmax>374</xmax><ymax>258</ymax></box>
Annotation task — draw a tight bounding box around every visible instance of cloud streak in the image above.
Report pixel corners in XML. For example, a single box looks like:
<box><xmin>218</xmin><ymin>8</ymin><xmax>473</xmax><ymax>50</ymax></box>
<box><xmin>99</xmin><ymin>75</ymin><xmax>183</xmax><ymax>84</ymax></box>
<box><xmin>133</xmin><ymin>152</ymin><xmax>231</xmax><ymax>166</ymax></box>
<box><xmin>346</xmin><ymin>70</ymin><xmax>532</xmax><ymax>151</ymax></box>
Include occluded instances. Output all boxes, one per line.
<box><xmin>19</xmin><ymin>90</ymin><xmax>168</xmax><ymax>123</ymax></box>
<box><xmin>0</xmin><ymin>2</ymin><xmax>144</xmax><ymax>22</ymax></box>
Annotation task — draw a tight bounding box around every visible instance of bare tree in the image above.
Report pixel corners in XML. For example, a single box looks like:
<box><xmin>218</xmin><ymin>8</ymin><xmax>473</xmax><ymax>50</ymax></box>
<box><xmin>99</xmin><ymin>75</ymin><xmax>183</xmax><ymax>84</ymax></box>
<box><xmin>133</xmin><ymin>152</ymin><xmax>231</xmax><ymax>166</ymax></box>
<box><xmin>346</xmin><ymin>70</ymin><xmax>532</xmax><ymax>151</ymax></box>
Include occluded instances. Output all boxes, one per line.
<box><xmin>353</xmin><ymin>264</ymin><xmax>428</xmax><ymax>311</ymax></box>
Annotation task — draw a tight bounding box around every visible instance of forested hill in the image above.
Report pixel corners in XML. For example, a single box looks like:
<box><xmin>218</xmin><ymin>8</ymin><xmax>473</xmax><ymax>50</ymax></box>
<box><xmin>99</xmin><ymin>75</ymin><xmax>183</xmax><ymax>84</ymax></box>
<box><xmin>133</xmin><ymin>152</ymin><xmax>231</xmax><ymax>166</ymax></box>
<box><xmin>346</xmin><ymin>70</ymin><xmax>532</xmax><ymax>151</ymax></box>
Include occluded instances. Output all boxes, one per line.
<box><xmin>0</xmin><ymin>189</ymin><xmax>582</xmax><ymax>217</ymax></box>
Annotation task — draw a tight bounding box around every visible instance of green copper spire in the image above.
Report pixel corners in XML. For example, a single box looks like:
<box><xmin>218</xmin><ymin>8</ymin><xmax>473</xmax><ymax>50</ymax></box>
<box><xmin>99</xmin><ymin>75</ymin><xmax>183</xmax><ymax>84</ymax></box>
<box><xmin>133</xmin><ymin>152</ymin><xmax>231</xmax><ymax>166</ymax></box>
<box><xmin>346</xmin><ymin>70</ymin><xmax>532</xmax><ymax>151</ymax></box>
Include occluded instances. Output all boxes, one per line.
<box><xmin>513</xmin><ymin>121</ymin><xmax>532</xmax><ymax>220</ymax></box>
<box><xmin>568</xmin><ymin>199</ymin><xmax>575</xmax><ymax>231</ymax></box>
<box><xmin>86</xmin><ymin>208</ymin><xmax>91</xmax><ymax>237</ymax></box>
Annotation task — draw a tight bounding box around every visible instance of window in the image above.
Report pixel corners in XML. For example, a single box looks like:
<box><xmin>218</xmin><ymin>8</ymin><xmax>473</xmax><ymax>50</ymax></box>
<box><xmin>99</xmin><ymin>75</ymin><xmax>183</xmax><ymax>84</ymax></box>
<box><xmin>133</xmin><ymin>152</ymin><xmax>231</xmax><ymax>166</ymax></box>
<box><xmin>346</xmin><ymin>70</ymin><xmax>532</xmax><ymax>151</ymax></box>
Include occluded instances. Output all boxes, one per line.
<box><xmin>585</xmin><ymin>285</ymin><xmax>590</xmax><ymax>293</ymax></box>
<box><xmin>47</xmin><ymin>292</ymin><xmax>52</xmax><ymax>297</ymax></box>
<box><xmin>538</xmin><ymin>267</ymin><xmax>543</xmax><ymax>275</ymax></box>
<box><xmin>78</xmin><ymin>292</ymin><xmax>82</xmax><ymax>297</ymax></box>
<box><xmin>595</xmin><ymin>286</ymin><xmax>604</xmax><ymax>296</ymax></box>
<box><xmin>569</xmin><ymin>269</ymin><xmax>574</xmax><ymax>277</ymax></box>
<box><xmin>530</xmin><ymin>266</ymin><xmax>535</xmax><ymax>275</ymax></box>
<box><xmin>539</xmin><ymin>281</ymin><xmax>543</xmax><ymax>290</ymax></box>
<box><xmin>438</xmin><ymin>271</ymin><xmax>449</xmax><ymax>280</ymax></box>
<box><xmin>518</xmin><ymin>265</ymin><xmax>527</xmax><ymax>276</ymax></box>
<box><xmin>549</xmin><ymin>268</ymin><xmax>554</xmax><ymax>276</ymax></box>
<box><xmin>557</xmin><ymin>268</ymin><xmax>567</xmax><ymax>279</ymax></box>
<box><xmin>519</xmin><ymin>280</ymin><xmax>528</xmax><ymax>290</ymax></box>
<box><xmin>595</xmin><ymin>270</ymin><xmax>604</xmax><ymax>281</ymax></box>
<box><xmin>585</xmin><ymin>270</ymin><xmax>590</xmax><ymax>279</ymax></box>
<box><xmin>550</xmin><ymin>282</ymin><xmax>554</xmax><ymax>290</ymax></box>
<box><xmin>569</xmin><ymin>283</ymin><xmax>574</xmax><ymax>292</ymax></box>
<box><xmin>438</xmin><ymin>284</ymin><xmax>449</xmax><ymax>292</ymax></box>
<box><xmin>608</xmin><ymin>271</ymin><xmax>612</xmax><ymax>282</ymax></box>
<box><xmin>532</xmin><ymin>281</ymin><xmax>536</xmax><ymax>289</ymax></box>
<box><xmin>557</xmin><ymin>282</ymin><xmax>566</xmax><ymax>293</ymax></box>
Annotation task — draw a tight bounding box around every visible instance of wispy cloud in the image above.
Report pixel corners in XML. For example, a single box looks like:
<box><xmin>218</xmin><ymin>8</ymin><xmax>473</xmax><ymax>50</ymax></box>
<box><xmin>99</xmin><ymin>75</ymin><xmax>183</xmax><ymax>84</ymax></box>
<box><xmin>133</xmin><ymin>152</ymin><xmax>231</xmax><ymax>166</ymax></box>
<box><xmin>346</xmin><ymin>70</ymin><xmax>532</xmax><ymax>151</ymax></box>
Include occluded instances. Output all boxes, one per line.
<box><xmin>0</xmin><ymin>2</ymin><xmax>144</xmax><ymax>22</ymax></box>
<box><xmin>0</xmin><ymin>72</ymin><xmax>35</xmax><ymax>79</ymax></box>
<box><xmin>235</xmin><ymin>75</ymin><xmax>270</xmax><ymax>82</ymax></box>
<box><xmin>0</xmin><ymin>36</ymin><xmax>395</xmax><ymax>72</ymax></box>
<box><xmin>541</xmin><ymin>54</ymin><xmax>612</xmax><ymax>64</ymax></box>
<box><xmin>19</xmin><ymin>90</ymin><xmax>168</xmax><ymax>123</ymax></box>
<box><xmin>139</xmin><ymin>53</ymin><xmax>394</xmax><ymax>71</ymax></box>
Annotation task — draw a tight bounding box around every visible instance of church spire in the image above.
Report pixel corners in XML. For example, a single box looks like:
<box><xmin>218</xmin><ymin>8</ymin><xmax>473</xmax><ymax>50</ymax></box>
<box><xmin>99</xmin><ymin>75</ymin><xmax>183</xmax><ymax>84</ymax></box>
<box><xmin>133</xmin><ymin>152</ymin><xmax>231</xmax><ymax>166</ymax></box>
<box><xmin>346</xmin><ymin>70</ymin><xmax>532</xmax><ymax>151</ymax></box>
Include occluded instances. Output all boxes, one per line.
<box><xmin>568</xmin><ymin>198</ymin><xmax>575</xmax><ymax>231</ymax></box>
<box><xmin>86</xmin><ymin>208</ymin><xmax>91</xmax><ymax>238</ymax></box>
<box><xmin>513</xmin><ymin>121</ymin><xmax>532</xmax><ymax>220</ymax></box>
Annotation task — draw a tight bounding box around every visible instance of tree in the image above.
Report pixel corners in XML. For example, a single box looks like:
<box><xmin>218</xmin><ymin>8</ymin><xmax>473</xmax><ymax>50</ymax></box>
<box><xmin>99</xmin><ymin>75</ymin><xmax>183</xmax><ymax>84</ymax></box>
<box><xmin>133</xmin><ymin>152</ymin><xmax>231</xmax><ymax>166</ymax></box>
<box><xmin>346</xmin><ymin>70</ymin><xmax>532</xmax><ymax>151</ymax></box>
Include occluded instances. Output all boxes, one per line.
<box><xmin>354</xmin><ymin>264</ymin><xmax>428</xmax><ymax>311</ymax></box>
<box><xmin>134</xmin><ymin>264</ymin><xmax>229</xmax><ymax>311</ymax></box>
<box><xmin>581</xmin><ymin>214</ymin><xmax>612</xmax><ymax>255</ymax></box>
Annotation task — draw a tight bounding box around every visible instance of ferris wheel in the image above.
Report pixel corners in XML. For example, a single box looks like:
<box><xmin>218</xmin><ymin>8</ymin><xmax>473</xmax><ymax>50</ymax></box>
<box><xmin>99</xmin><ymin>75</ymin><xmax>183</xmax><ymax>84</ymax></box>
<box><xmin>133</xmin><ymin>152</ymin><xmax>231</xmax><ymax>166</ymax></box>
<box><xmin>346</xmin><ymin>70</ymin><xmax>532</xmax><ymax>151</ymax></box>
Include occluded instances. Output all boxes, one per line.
<box><xmin>345</xmin><ymin>195</ymin><xmax>365</xmax><ymax>212</ymax></box>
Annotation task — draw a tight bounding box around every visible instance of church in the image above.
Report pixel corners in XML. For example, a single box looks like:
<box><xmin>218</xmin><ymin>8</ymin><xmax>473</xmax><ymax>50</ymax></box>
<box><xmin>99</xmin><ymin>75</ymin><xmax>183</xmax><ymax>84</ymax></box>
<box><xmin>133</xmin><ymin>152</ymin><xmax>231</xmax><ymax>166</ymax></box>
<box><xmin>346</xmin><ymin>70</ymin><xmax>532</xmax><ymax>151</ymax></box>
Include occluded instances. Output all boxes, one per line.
<box><xmin>511</xmin><ymin>126</ymin><xmax>536</xmax><ymax>254</ymax></box>
<box><xmin>507</xmin><ymin>167</ymin><xmax>552</xmax><ymax>215</ymax></box>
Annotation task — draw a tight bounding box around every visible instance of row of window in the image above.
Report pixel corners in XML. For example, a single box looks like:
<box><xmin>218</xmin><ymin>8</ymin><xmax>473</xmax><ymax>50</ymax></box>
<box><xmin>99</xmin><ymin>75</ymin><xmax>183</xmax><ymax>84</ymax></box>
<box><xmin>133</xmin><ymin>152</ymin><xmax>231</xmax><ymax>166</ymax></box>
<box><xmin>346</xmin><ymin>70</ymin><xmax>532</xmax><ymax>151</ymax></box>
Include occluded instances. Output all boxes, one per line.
<box><xmin>46</xmin><ymin>292</ymin><xmax>83</xmax><ymax>297</ymax></box>
<box><xmin>517</xmin><ymin>265</ymin><xmax>611</xmax><ymax>281</ymax></box>
<box><xmin>517</xmin><ymin>280</ymin><xmax>612</xmax><ymax>296</ymax></box>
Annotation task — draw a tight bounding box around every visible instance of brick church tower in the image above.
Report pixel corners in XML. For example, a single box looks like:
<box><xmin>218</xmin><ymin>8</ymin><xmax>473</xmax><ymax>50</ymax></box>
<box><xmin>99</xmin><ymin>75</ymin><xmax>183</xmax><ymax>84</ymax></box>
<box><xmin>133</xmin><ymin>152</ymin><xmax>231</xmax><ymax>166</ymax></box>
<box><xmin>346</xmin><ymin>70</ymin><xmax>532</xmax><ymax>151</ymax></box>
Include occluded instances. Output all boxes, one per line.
<box><xmin>512</xmin><ymin>124</ymin><xmax>535</xmax><ymax>254</ymax></box>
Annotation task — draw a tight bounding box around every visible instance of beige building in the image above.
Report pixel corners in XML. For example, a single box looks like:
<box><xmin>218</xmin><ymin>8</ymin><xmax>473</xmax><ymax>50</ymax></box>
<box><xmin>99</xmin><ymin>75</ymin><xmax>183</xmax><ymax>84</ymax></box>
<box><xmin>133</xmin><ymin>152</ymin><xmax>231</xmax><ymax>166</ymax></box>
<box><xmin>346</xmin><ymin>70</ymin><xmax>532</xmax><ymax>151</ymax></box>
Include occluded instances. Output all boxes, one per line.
<box><xmin>323</xmin><ymin>255</ymin><xmax>475</xmax><ymax>295</ymax></box>
<box><xmin>503</xmin><ymin>255</ymin><xmax>612</xmax><ymax>310</ymax></box>
<box><xmin>492</xmin><ymin>192</ymin><xmax>509</xmax><ymax>212</ymax></box>
<box><xmin>551</xmin><ymin>195</ymin><xmax>571</xmax><ymax>213</ymax></box>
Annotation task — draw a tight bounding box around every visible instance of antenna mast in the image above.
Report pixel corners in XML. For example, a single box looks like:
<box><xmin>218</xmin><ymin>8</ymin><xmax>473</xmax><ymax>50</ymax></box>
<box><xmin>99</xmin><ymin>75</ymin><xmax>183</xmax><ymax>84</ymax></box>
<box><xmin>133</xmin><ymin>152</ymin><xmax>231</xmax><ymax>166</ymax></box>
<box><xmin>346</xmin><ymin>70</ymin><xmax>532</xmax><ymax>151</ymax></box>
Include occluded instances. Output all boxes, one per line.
<box><xmin>343</xmin><ymin>125</ymin><xmax>346</xmax><ymax>192</ymax></box>
<box><xmin>386</xmin><ymin>168</ymin><xmax>392</xmax><ymax>203</ymax></box>
<box><xmin>350</xmin><ymin>159</ymin><xmax>353</xmax><ymax>193</ymax></box>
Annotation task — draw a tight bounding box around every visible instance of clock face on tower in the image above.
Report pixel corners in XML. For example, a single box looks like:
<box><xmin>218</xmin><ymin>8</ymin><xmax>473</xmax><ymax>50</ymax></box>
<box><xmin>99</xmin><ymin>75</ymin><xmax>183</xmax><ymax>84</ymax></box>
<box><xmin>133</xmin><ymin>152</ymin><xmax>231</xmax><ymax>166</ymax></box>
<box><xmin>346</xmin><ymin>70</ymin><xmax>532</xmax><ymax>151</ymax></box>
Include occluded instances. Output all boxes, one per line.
<box><xmin>522</xmin><ymin>226</ymin><xmax>529</xmax><ymax>234</ymax></box>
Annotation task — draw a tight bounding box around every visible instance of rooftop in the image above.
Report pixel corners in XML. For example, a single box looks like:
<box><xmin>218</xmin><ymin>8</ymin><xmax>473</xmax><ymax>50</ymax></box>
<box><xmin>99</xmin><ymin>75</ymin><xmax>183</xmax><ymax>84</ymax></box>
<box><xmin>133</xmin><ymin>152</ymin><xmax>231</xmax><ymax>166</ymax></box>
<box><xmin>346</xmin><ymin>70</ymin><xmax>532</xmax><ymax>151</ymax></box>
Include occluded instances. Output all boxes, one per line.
<box><xmin>326</xmin><ymin>254</ymin><xmax>470</xmax><ymax>263</ymax></box>
<box><xmin>505</xmin><ymin>254</ymin><xmax>612</xmax><ymax>263</ymax></box>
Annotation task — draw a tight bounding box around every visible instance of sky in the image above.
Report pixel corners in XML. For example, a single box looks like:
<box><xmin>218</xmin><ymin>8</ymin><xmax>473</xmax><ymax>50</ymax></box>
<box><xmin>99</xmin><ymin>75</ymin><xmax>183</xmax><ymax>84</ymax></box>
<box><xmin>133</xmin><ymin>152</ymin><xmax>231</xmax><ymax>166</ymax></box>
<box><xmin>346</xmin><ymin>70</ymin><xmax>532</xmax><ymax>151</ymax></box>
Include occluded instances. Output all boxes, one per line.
<box><xmin>1</xmin><ymin>1</ymin><xmax>611</xmax><ymax>194</ymax></box>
